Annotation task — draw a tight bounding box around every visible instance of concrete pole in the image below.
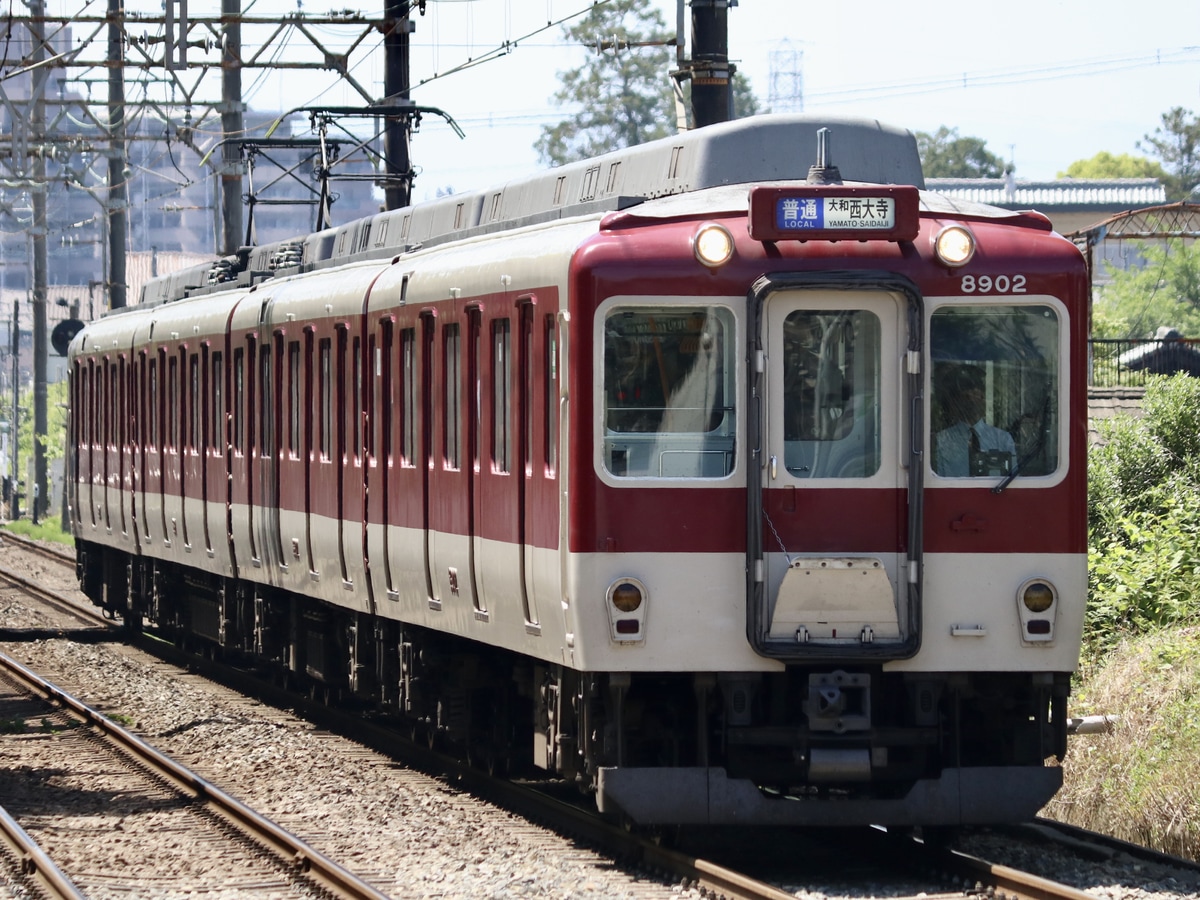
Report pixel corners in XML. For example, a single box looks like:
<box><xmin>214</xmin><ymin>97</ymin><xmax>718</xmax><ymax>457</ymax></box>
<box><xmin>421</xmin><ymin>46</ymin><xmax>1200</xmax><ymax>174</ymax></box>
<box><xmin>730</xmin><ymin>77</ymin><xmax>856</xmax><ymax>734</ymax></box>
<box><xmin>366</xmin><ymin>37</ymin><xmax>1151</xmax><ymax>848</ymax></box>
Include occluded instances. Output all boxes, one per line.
<box><xmin>689</xmin><ymin>0</ymin><xmax>731</xmax><ymax>129</ymax></box>
<box><xmin>10</xmin><ymin>301</ymin><xmax>18</xmax><ymax>520</ymax></box>
<box><xmin>29</xmin><ymin>0</ymin><xmax>48</xmax><ymax>522</ymax></box>
<box><xmin>220</xmin><ymin>0</ymin><xmax>244</xmax><ymax>253</ymax></box>
<box><xmin>107</xmin><ymin>0</ymin><xmax>128</xmax><ymax>309</ymax></box>
<box><xmin>383</xmin><ymin>0</ymin><xmax>412</xmax><ymax>210</ymax></box>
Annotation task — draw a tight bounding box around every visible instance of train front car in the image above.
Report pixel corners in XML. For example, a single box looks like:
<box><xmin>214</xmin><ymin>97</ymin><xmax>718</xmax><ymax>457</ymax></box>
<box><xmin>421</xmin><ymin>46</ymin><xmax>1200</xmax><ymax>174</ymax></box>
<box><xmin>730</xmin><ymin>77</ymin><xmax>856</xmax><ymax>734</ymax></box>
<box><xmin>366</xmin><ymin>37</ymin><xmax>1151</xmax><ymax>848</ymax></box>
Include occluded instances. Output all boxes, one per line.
<box><xmin>561</xmin><ymin>124</ymin><xmax>1087</xmax><ymax>827</ymax></box>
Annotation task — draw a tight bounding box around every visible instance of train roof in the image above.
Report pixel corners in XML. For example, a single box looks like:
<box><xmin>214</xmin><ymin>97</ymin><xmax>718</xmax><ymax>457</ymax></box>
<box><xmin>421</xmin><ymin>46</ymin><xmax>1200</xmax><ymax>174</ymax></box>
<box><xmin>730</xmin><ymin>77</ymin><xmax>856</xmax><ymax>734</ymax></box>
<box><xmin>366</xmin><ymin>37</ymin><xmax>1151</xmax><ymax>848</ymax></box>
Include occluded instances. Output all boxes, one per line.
<box><xmin>132</xmin><ymin>114</ymin><xmax>1039</xmax><ymax>309</ymax></box>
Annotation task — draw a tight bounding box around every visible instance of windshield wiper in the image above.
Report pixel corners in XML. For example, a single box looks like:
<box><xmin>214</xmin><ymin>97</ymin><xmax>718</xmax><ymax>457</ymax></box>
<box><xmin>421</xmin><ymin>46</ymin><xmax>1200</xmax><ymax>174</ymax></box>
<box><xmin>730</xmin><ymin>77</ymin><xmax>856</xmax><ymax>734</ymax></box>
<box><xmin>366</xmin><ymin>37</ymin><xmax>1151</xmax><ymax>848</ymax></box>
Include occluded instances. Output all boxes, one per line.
<box><xmin>993</xmin><ymin>393</ymin><xmax>1051</xmax><ymax>494</ymax></box>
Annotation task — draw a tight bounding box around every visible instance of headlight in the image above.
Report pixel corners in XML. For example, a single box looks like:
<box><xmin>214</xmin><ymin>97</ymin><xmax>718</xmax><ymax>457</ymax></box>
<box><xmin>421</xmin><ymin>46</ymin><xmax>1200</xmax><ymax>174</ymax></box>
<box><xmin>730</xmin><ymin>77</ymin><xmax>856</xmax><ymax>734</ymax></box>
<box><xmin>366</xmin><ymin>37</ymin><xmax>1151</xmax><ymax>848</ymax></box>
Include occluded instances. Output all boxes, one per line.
<box><xmin>933</xmin><ymin>224</ymin><xmax>975</xmax><ymax>267</ymax></box>
<box><xmin>693</xmin><ymin>222</ymin><xmax>735</xmax><ymax>268</ymax></box>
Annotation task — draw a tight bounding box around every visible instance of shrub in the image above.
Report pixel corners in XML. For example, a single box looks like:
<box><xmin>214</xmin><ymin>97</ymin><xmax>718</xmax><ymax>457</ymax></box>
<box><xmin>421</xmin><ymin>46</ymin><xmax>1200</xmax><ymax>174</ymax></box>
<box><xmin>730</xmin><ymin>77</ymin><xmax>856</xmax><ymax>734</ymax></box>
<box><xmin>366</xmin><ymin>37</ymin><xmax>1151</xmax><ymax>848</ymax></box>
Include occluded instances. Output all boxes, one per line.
<box><xmin>1087</xmin><ymin>375</ymin><xmax>1200</xmax><ymax>652</ymax></box>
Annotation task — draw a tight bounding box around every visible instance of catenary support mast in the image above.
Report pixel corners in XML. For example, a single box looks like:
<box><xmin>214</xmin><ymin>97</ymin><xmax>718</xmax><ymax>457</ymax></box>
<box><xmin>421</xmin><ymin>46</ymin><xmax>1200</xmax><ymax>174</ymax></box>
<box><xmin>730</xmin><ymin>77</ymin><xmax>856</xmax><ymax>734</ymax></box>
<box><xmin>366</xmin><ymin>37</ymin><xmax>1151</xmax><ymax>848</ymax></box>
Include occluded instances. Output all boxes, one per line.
<box><xmin>107</xmin><ymin>0</ymin><xmax>128</xmax><ymax>309</ymax></box>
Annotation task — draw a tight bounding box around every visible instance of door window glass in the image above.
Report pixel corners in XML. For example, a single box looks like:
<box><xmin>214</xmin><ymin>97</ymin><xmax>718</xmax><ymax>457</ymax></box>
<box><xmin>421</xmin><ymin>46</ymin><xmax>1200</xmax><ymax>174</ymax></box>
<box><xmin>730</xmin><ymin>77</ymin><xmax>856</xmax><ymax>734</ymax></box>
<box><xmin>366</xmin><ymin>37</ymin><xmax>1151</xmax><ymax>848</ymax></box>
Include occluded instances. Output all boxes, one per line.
<box><xmin>783</xmin><ymin>310</ymin><xmax>881</xmax><ymax>478</ymax></box>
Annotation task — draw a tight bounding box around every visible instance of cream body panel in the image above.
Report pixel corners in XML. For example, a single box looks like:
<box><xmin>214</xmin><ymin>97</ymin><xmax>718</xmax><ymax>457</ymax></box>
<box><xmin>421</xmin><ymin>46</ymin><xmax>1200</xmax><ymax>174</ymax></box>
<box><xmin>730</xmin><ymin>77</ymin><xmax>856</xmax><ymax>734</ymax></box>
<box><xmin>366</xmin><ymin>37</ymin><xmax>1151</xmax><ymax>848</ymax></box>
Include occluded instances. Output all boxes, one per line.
<box><xmin>885</xmin><ymin>552</ymin><xmax>1085</xmax><ymax>673</ymax></box>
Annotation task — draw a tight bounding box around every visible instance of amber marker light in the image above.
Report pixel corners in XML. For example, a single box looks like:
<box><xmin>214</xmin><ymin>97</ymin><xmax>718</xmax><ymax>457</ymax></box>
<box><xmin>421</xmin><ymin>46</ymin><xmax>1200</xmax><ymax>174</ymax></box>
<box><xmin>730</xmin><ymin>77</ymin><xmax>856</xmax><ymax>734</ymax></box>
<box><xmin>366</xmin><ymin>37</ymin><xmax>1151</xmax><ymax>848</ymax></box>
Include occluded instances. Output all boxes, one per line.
<box><xmin>1021</xmin><ymin>580</ymin><xmax>1056</xmax><ymax>613</ymax></box>
<box><xmin>610</xmin><ymin>580</ymin><xmax>644</xmax><ymax>613</ymax></box>
<box><xmin>693</xmin><ymin>222</ymin><xmax>735</xmax><ymax>268</ymax></box>
<box><xmin>933</xmin><ymin>224</ymin><xmax>975</xmax><ymax>267</ymax></box>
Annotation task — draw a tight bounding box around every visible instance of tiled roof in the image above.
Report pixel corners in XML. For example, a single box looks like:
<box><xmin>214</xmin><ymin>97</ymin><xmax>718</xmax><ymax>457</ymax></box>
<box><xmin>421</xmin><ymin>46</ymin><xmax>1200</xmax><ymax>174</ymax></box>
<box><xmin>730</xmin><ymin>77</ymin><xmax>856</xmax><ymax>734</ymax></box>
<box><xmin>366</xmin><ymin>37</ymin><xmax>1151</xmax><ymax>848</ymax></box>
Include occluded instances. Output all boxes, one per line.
<box><xmin>926</xmin><ymin>178</ymin><xmax>1166</xmax><ymax>210</ymax></box>
<box><xmin>1088</xmin><ymin>386</ymin><xmax>1146</xmax><ymax>446</ymax></box>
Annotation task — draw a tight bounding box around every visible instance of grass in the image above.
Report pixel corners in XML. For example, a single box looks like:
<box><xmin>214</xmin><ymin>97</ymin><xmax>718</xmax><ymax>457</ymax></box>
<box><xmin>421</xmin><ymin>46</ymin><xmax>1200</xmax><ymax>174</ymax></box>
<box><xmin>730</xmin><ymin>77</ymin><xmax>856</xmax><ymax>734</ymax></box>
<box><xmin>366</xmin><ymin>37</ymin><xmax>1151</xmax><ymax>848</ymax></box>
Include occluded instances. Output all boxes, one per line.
<box><xmin>1046</xmin><ymin>627</ymin><xmax>1200</xmax><ymax>860</ymax></box>
<box><xmin>1</xmin><ymin>515</ymin><xmax>73</xmax><ymax>545</ymax></box>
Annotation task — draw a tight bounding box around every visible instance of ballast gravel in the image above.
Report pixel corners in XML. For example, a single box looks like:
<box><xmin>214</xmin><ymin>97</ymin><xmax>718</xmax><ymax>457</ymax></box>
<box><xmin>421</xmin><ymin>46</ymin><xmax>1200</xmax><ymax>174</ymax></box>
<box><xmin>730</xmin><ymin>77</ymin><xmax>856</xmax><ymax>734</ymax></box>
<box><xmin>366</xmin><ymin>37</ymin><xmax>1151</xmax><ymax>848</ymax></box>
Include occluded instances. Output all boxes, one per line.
<box><xmin>1</xmin><ymin>635</ymin><xmax>700</xmax><ymax>899</ymax></box>
<box><xmin>2</xmin><ymin>539</ymin><xmax>1200</xmax><ymax>899</ymax></box>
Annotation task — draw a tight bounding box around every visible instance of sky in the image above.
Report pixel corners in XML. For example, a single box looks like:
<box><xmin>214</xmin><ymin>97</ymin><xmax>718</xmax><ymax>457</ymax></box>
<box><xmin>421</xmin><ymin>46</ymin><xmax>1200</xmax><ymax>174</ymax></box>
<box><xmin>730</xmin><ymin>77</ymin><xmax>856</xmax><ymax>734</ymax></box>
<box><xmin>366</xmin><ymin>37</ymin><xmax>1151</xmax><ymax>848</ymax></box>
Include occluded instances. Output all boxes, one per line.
<box><xmin>395</xmin><ymin>0</ymin><xmax>1200</xmax><ymax>196</ymax></box>
<box><xmin>40</xmin><ymin>0</ymin><xmax>1200</xmax><ymax>201</ymax></box>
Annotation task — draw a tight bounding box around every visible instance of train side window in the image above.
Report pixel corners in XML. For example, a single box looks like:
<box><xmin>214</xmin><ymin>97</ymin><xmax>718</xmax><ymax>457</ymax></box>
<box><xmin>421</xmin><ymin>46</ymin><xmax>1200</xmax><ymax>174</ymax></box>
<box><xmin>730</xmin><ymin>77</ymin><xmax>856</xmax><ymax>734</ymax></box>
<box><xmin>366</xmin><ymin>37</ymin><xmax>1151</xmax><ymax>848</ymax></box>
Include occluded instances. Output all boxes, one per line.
<box><xmin>189</xmin><ymin>354</ymin><xmax>200</xmax><ymax>451</ymax></box>
<box><xmin>233</xmin><ymin>349</ymin><xmax>244</xmax><ymax>455</ymax></box>
<box><xmin>260</xmin><ymin>346</ymin><xmax>273</xmax><ymax>457</ymax></box>
<box><xmin>782</xmin><ymin>309</ymin><xmax>881</xmax><ymax>479</ymax></box>
<box><xmin>77</xmin><ymin>363</ymin><xmax>87</xmax><ymax>449</ymax></box>
<box><xmin>930</xmin><ymin>304</ymin><xmax>1060</xmax><ymax>480</ymax></box>
<box><xmin>492</xmin><ymin>318</ymin><xmax>511</xmax><ymax>474</ymax></box>
<box><xmin>103</xmin><ymin>362</ymin><xmax>113</xmax><ymax>450</ymax></box>
<box><xmin>288</xmin><ymin>341</ymin><xmax>300</xmax><ymax>456</ymax></box>
<box><xmin>376</xmin><ymin>325</ymin><xmax>392</xmax><ymax>465</ymax></box>
<box><xmin>401</xmin><ymin>327</ymin><xmax>416</xmax><ymax>466</ymax></box>
<box><xmin>544</xmin><ymin>314</ymin><xmax>558</xmax><ymax>475</ymax></box>
<box><xmin>212</xmin><ymin>351</ymin><xmax>224</xmax><ymax>451</ymax></box>
<box><xmin>319</xmin><ymin>338</ymin><xmax>332</xmax><ymax>461</ymax></box>
<box><xmin>168</xmin><ymin>356</ymin><xmax>178</xmax><ymax>450</ymax></box>
<box><xmin>352</xmin><ymin>336</ymin><xmax>362</xmax><ymax>462</ymax></box>
<box><xmin>148</xmin><ymin>357</ymin><xmax>159</xmax><ymax>451</ymax></box>
<box><xmin>601</xmin><ymin>305</ymin><xmax>736</xmax><ymax>478</ymax></box>
<box><xmin>117</xmin><ymin>357</ymin><xmax>127</xmax><ymax>454</ymax></box>
<box><xmin>444</xmin><ymin>323</ymin><xmax>461</xmax><ymax>470</ymax></box>
<box><xmin>200</xmin><ymin>347</ymin><xmax>210</xmax><ymax>453</ymax></box>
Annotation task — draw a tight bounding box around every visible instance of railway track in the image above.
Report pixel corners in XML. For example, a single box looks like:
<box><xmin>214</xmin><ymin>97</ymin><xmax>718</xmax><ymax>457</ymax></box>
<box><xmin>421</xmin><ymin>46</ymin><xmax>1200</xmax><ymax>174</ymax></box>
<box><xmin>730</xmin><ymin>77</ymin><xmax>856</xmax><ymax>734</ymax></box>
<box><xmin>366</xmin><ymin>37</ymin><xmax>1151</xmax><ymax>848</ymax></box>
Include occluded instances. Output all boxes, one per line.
<box><xmin>0</xmin><ymin>531</ymin><xmax>1196</xmax><ymax>899</ymax></box>
<box><xmin>0</xmin><ymin>648</ymin><xmax>390</xmax><ymax>899</ymax></box>
<box><xmin>0</xmin><ymin>532</ymin><xmax>74</xmax><ymax>569</ymax></box>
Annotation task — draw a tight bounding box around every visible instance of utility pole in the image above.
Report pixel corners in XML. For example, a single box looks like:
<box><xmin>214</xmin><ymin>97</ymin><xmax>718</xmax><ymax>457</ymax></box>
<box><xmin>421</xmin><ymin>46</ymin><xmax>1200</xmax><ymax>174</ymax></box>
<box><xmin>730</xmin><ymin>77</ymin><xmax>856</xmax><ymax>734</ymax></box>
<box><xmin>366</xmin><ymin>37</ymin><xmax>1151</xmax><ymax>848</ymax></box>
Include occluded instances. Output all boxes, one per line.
<box><xmin>10</xmin><ymin>301</ymin><xmax>18</xmax><ymax>521</ymax></box>
<box><xmin>107</xmin><ymin>0</ymin><xmax>128</xmax><ymax>309</ymax></box>
<box><xmin>688</xmin><ymin>0</ymin><xmax>732</xmax><ymax>128</ymax></box>
<box><xmin>383</xmin><ymin>0</ymin><xmax>414</xmax><ymax>210</ymax></box>
<box><xmin>220</xmin><ymin>0</ymin><xmax>244</xmax><ymax>253</ymax></box>
<box><xmin>30</xmin><ymin>0</ymin><xmax>49</xmax><ymax>523</ymax></box>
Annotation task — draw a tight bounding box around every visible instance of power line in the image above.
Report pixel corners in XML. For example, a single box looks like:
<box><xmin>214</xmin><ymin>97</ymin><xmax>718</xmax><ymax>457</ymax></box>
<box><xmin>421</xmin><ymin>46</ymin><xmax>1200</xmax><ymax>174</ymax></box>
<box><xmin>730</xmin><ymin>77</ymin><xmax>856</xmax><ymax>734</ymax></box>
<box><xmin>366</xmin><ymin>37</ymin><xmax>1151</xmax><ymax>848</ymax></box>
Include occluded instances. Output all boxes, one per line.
<box><xmin>804</xmin><ymin>47</ymin><xmax>1200</xmax><ymax>106</ymax></box>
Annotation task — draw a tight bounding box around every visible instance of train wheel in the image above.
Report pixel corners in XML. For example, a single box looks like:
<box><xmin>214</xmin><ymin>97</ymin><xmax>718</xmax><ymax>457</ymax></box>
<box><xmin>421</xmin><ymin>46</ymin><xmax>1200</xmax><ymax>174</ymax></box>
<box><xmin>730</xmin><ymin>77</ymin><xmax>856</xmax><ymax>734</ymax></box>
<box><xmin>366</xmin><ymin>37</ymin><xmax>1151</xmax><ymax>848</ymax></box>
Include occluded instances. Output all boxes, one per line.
<box><xmin>308</xmin><ymin>683</ymin><xmax>332</xmax><ymax>705</ymax></box>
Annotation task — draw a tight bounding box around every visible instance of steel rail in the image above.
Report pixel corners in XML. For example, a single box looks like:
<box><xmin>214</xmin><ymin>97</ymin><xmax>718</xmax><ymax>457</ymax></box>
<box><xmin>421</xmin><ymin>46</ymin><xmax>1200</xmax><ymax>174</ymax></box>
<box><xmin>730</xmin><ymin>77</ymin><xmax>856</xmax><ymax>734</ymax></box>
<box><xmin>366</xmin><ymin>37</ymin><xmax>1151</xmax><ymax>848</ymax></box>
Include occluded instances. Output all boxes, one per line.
<box><xmin>947</xmin><ymin>849</ymin><xmax>1099</xmax><ymax>900</ymax></box>
<box><xmin>0</xmin><ymin>562</ymin><xmax>109</xmax><ymax>629</ymax></box>
<box><xmin>0</xmin><ymin>531</ymin><xmax>76</xmax><ymax>568</ymax></box>
<box><xmin>0</xmin><ymin>804</ymin><xmax>86</xmax><ymax>899</ymax></box>
<box><xmin>0</xmin><ymin>649</ymin><xmax>391</xmax><ymax>900</ymax></box>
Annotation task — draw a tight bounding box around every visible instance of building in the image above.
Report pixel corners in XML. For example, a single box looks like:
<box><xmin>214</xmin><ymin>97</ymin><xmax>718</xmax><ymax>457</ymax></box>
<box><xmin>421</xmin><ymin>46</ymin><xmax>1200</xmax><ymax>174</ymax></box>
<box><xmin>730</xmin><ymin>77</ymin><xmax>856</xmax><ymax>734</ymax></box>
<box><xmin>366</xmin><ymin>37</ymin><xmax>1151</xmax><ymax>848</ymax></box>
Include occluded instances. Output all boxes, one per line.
<box><xmin>0</xmin><ymin>19</ymin><xmax>385</xmax><ymax>310</ymax></box>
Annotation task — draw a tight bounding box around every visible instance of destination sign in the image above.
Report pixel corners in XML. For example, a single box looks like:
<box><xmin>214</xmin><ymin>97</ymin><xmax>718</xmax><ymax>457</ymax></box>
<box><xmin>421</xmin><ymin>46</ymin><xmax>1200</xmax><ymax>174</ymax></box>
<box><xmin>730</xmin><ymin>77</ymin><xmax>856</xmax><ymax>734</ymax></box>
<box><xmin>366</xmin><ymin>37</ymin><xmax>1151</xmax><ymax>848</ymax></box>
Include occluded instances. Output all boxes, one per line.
<box><xmin>747</xmin><ymin>185</ymin><xmax>920</xmax><ymax>242</ymax></box>
<box><xmin>776</xmin><ymin>196</ymin><xmax>895</xmax><ymax>232</ymax></box>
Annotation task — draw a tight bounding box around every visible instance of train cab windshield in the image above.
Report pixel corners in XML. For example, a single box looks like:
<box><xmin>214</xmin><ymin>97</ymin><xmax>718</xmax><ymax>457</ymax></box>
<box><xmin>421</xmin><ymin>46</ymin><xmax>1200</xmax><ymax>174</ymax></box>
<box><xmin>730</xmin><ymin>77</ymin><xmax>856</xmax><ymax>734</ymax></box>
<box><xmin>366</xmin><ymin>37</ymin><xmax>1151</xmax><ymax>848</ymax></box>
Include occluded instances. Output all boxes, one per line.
<box><xmin>601</xmin><ymin>305</ymin><xmax>736</xmax><ymax>478</ymax></box>
<box><xmin>929</xmin><ymin>304</ymin><xmax>1060</xmax><ymax>481</ymax></box>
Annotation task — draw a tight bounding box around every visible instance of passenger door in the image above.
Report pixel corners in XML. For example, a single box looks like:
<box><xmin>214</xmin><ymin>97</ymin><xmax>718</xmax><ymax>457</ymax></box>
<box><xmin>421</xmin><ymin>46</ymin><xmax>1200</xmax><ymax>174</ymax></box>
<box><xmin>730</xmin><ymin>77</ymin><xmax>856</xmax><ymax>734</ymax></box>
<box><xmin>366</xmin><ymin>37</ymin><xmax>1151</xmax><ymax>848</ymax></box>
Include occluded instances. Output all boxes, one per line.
<box><xmin>752</xmin><ymin>278</ymin><xmax>922</xmax><ymax>659</ymax></box>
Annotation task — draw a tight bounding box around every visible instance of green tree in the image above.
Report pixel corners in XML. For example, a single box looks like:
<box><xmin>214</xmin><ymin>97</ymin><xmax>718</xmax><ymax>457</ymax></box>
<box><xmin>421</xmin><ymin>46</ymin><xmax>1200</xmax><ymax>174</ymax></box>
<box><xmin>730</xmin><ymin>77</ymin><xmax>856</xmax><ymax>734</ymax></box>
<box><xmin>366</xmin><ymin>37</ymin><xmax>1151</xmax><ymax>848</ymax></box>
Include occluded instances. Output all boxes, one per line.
<box><xmin>536</xmin><ymin>0</ymin><xmax>676</xmax><ymax>166</ymax></box>
<box><xmin>915</xmin><ymin>126</ymin><xmax>1008</xmax><ymax>178</ymax></box>
<box><xmin>1138</xmin><ymin>107</ymin><xmax>1200</xmax><ymax>201</ymax></box>
<box><xmin>535</xmin><ymin>0</ymin><xmax>763</xmax><ymax>166</ymax></box>
<box><xmin>1058</xmin><ymin>151</ymin><xmax>1166</xmax><ymax>180</ymax></box>
<box><xmin>1095</xmin><ymin>239</ymin><xmax>1200</xmax><ymax>339</ymax></box>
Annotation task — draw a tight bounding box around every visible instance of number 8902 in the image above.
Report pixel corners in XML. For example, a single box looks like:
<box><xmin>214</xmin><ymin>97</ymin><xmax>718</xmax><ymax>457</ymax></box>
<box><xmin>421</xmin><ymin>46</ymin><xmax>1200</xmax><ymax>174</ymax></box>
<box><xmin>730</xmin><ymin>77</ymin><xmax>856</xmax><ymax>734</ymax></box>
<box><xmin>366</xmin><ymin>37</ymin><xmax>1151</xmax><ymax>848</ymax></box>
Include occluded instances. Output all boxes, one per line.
<box><xmin>961</xmin><ymin>274</ymin><xmax>1026</xmax><ymax>294</ymax></box>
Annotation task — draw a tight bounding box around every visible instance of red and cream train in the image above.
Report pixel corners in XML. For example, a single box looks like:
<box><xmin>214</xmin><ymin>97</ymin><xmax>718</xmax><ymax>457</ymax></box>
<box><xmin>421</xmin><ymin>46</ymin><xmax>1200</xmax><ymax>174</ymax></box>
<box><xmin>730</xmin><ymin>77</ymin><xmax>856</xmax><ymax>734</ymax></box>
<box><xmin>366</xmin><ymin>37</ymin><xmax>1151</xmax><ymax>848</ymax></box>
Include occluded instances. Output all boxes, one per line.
<box><xmin>69</xmin><ymin>114</ymin><xmax>1088</xmax><ymax>827</ymax></box>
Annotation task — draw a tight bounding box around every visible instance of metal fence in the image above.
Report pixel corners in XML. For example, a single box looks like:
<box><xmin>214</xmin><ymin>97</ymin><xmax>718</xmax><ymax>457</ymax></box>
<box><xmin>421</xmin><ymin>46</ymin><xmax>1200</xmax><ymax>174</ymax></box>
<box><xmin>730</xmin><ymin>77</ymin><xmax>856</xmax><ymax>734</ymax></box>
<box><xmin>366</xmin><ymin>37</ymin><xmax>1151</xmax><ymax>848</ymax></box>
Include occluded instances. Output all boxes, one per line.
<box><xmin>1089</xmin><ymin>338</ymin><xmax>1200</xmax><ymax>386</ymax></box>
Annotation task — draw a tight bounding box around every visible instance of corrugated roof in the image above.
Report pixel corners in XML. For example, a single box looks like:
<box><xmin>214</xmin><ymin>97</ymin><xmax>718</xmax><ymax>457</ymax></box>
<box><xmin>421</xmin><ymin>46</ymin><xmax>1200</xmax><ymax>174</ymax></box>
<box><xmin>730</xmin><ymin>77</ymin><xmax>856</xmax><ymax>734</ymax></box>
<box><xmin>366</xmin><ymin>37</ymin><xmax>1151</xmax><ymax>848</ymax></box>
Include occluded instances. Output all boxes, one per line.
<box><xmin>926</xmin><ymin>178</ymin><xmax>1166</xmax><ymax>209</ymax></box>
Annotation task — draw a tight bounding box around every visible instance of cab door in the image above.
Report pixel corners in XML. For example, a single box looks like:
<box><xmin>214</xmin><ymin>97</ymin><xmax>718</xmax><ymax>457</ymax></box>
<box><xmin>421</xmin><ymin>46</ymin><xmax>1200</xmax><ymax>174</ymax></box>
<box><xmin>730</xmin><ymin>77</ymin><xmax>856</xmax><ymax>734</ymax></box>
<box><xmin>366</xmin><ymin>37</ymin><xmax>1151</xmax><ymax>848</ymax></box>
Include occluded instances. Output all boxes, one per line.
<box><xmin>751</xmin><ymin>276</ymin><xmax>922</xmax><ymax>659</ymax></box>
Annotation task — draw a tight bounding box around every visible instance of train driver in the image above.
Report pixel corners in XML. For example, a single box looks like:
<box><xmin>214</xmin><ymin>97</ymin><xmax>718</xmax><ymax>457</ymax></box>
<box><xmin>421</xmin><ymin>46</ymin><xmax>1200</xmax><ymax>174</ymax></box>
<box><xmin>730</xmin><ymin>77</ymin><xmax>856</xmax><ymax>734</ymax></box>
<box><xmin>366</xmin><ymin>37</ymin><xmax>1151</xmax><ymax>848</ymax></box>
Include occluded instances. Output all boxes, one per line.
<box><xmin>933</xmin><ymin>363</ymin><xmax>1016</xmax><ymax>477</ymax></box>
